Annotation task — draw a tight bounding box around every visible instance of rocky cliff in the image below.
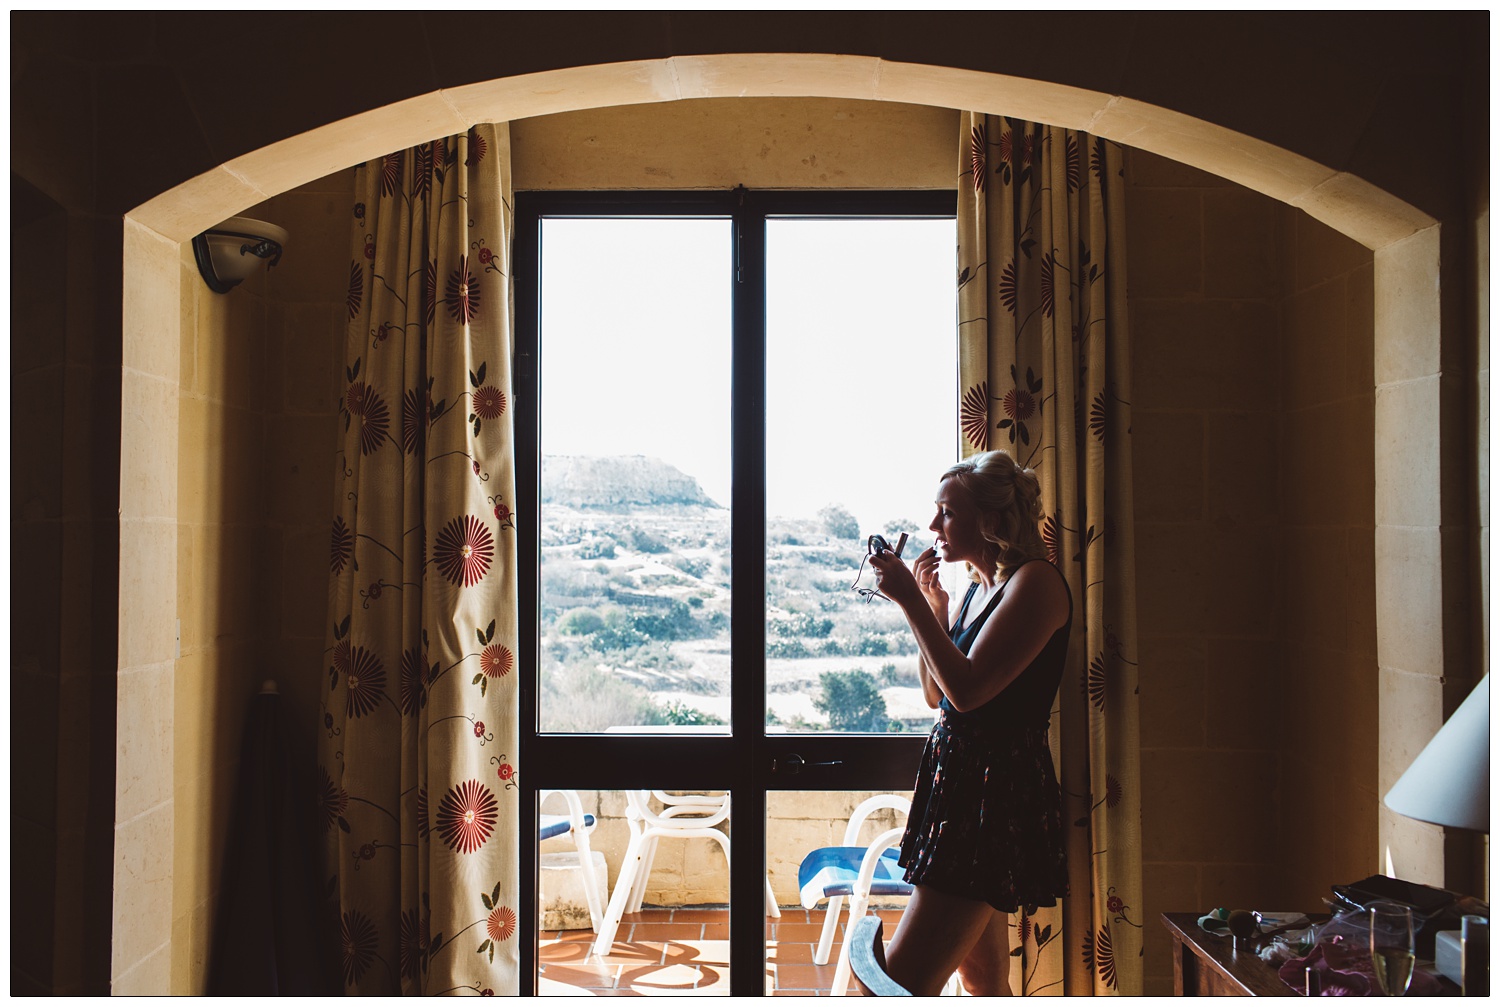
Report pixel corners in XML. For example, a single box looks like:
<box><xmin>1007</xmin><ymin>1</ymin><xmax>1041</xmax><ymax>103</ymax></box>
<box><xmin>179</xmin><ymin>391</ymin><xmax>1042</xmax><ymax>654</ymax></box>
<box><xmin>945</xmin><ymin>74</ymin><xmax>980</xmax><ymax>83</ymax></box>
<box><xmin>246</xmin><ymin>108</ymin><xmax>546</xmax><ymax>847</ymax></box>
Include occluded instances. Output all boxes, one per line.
<box><xmin>541</xmin><ymin>455</ymin><xmax>720</xmax><ymax>509</ymax></box>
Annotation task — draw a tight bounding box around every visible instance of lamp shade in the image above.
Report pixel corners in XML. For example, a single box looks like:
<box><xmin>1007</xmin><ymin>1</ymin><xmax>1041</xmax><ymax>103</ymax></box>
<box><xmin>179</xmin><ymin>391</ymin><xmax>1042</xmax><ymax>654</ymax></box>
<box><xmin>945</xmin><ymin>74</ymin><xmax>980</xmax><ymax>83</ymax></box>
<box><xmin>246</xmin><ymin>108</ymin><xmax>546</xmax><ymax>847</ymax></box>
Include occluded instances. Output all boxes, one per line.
<box><xmin>1383</xmin><ymin>676</ymin><xmax>1489</xmax><ymax>832</ymax></box>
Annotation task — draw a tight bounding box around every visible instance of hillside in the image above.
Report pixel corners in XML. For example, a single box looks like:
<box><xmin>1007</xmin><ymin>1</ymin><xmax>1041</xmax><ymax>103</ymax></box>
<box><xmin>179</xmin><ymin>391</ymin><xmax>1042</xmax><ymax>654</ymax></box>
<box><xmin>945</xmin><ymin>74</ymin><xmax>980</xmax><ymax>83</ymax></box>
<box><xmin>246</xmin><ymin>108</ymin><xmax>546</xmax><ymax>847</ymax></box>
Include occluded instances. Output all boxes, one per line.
<box><xmin>542</xmin><ymin>454</ymin><xmax>720</xmax><ymax>509</ymax></box>
<box><xmin>537</xmin><ymin>456</ymin><xmax>938</xmax><ymax>734</ymax></box>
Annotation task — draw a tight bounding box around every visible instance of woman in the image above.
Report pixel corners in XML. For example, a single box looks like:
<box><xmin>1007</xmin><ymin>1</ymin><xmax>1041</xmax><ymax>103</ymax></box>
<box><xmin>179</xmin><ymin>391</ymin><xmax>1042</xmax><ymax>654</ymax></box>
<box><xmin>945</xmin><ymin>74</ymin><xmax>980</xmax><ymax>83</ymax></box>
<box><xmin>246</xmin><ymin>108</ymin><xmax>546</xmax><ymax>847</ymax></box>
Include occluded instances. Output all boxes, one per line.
<box><xmin>867</xmin><ymin>450</ymin><xmax>1072</xmax><ymax>996</ymax></box>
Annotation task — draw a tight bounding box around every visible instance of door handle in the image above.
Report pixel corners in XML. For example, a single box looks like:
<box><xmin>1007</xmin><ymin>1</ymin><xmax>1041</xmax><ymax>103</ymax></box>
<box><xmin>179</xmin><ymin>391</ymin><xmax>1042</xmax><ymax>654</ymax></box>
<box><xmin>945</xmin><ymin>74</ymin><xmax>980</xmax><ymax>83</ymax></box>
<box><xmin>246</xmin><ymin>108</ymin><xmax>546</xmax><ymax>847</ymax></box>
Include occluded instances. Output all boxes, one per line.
<box><xmin>771</xmin><ymin>753</ymin><xmax>844</xmax><ymax>775</ymax></box>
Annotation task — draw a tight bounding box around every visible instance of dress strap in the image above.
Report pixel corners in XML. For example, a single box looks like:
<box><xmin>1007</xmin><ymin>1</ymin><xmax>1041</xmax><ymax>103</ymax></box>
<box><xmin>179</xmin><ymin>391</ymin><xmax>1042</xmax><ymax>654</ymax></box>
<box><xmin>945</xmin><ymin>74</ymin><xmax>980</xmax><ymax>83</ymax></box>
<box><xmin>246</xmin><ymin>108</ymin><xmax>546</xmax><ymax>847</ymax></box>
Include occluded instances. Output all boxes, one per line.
<box><xmin>948</xmin><ymin>582</ymin><xmax>980</xmax><ymax>638</ymax></box>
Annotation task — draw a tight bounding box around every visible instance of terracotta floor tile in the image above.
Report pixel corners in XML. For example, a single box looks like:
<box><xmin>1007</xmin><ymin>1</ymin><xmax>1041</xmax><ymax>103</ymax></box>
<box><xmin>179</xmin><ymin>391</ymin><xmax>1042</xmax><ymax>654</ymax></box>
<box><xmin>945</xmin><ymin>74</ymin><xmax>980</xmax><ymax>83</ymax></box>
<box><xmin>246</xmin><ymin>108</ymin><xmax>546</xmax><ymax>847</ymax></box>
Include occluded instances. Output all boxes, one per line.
<box><xmin>677</xmin><ymin>939</ymin><xmax>729</xmax><ymax>967</ymax></box>
<box><xmin>595</xmin><ymin>941</ymin><xmax>671</xmax><ymax>967</ymax></box>
<box><xmin>538</xmin><ymin>975</ymin><xmax>613</xmax><ymax>995</ymax></box>
<box><xmin>536</xmin><ymin>905</ymin><xmax>905</xmax><ymax>996</ymax></box>
<box><xmin>766</xmin><ymin>942</ymin><xmax>821</xmax><ymax>964</ymax></box>
<box><xmin>629</xmin><ymin>922</ymin><xmax>705</xmax><ymax>941</ymax></box>
<box><xmin>541</xmin><ymin>962</ymin><xmax>620</xmax><ymax>988</ymax></box>
<box><xmin>540</xmin><ymin>941</ymin><xmax>596</xmax><ymax>965</ymax></box>
<box><xmin>769</xmin><ymin>922</ymin><xmax>832</xmax><ymax>942</ymax></box>
<box><xmin>669</xmin><ymin>907</ymin><xmax>729</xmax><ymax>922</ymax></box>
<box><xmin>690</xmin><ymin>965</ymin><xmax>733</xmax><ymax>994</ymax></box>
<box><xmin>771</xmin><ymin>963</ymin><xmax>839</xmax><ymax>989</ymax></box>
<box><xmin>544</xmin><ymin>928</ymin><xmax>599</xmax><ymax>944</ymax></box>
<box><xmin>618</xmin><ymin>962</ymin><xmax>703</xmax><ymax>992</ymax></box>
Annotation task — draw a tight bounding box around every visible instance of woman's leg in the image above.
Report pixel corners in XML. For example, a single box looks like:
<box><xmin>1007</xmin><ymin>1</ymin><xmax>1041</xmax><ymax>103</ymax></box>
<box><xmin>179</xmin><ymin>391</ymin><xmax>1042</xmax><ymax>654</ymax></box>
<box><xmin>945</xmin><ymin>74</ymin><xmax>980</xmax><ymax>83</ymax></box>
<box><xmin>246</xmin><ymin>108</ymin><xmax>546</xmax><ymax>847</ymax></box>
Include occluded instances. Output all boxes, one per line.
<box><xmin>955</xmin><ymin>907</ymin><xmax>1012</xmax><ymax>995</ymax></box>
<box><xmin>883</xmin><ymin>885</ymin><xmax>1005</xmax><ymax>997</ymax></box>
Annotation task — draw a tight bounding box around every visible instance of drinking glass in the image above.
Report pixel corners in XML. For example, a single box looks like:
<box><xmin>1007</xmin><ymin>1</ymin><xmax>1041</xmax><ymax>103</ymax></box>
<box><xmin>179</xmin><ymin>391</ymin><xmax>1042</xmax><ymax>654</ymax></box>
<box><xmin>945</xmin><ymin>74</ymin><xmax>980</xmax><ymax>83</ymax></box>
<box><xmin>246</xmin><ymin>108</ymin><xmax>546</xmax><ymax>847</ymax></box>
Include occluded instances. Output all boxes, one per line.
<box><xmin>1368</xmin><ymin>901</ymin><xmax>1416</xmax><ymax>996</ymax></box>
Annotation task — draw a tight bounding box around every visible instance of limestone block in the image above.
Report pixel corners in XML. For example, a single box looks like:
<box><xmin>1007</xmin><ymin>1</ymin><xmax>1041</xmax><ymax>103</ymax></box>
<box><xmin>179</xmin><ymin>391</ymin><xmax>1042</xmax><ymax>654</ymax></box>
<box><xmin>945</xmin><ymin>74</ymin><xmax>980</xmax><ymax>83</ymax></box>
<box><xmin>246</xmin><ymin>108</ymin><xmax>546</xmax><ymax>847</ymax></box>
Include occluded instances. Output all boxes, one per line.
<box><xmin>539</xmin><ymin>851</ymin><xmax>608</xmax><ymax>931</ymax></box>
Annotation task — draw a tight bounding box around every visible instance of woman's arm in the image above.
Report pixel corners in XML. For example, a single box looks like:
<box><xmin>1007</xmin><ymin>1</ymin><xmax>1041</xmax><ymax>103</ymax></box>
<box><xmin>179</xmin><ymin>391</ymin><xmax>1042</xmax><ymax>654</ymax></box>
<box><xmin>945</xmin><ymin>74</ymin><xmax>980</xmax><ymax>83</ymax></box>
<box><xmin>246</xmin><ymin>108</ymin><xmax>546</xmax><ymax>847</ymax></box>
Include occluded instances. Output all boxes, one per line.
<box><xmin>908</xmin><ymin>548</ymin><xmax>948</xmax><ymax>709</ymax></box>
<box><xmin>916</xmin><ymin>653</ymin><xmax>944</xmax><ymax>709</ymax></box>
<box><xmin>871</xmin><ymin>556</ymin><xmax>1068</xmax><ymax>712</ymax></box>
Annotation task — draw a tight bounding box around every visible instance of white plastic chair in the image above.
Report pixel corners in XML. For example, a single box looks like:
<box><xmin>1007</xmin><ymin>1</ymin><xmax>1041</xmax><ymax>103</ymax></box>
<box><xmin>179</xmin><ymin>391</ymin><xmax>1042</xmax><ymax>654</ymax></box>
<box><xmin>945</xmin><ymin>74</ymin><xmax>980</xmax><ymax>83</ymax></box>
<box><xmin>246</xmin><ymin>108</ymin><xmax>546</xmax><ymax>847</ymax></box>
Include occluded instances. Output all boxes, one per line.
<box><xmin>589</xmin><ymin>790</ymin><xmax>781</xmax><ymax>957</ymax></box>
<box><xmin>538</xmin><ymin>788</ymin><xmax>604</xmax><ymax>932</ymax></box>
<box><xmin>592</xmin><ymin>791</ymin><xmax>731</xmax><ymax>955</ymax></box>
<box><xmin>796</xmin><ymin>794</ymin><xmax>912</xmax><ymax>997</ymax></box>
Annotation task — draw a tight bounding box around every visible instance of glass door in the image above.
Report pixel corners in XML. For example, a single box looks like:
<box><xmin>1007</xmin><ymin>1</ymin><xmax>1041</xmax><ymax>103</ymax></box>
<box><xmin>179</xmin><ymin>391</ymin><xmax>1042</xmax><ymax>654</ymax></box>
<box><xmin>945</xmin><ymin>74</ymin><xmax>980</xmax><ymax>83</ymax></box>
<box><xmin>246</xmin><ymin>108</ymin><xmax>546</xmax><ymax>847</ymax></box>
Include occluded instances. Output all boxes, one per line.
<box><xmin>516</xmin><ymin>191</ymin><xmax>955</xmax><ymax>996</ymax></box>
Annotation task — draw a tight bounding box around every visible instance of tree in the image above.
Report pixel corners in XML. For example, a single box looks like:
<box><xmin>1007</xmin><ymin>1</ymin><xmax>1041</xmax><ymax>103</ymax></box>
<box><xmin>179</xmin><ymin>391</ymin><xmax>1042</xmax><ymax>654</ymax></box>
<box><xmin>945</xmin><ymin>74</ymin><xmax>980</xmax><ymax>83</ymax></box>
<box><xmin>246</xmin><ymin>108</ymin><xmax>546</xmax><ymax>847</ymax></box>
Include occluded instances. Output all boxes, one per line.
<box><xmin>814</xmin><ymin>669</ymin><xmax>891</xmax><ymax>732</ymax></box>
<box><xmin>818</xmin><ymin>504</ymin><xmax>860</xmax><ymax>540</ymax></box>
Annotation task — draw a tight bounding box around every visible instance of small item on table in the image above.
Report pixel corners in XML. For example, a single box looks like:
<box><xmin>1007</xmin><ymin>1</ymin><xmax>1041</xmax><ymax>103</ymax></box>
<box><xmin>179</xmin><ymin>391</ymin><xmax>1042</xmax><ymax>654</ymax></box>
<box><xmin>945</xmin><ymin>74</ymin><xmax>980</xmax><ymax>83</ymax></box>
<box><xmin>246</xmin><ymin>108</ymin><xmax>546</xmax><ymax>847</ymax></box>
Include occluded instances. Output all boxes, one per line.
<box><xmin>1461</xmin><ymin>914</ymin><xmax>1488</xmax><ymax>996</ymax></box>
<box><xmin>1227</xmin><ymin>909</ymin><xmax>1261</xmax><ymax>951</ymax></box>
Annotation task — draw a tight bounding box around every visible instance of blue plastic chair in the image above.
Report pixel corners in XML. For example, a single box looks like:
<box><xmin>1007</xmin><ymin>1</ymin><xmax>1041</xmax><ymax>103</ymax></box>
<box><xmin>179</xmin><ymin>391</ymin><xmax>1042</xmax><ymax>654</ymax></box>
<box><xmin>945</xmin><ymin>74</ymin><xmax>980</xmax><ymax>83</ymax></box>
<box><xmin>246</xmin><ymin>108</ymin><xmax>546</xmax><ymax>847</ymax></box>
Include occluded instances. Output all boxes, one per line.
<box><xmin>796</xmin><ymin>794</ymin><xmax>912</xmax><ymax>997</ymax></box>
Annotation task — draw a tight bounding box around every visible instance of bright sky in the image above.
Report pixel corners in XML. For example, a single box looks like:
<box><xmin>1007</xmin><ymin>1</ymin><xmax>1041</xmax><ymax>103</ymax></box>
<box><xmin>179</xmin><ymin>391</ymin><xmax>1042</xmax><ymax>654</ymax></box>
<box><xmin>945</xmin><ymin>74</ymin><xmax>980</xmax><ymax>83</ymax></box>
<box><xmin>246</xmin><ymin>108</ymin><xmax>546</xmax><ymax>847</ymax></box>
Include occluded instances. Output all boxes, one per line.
<box><xmin>540</xmin><ymin>216</ymin><xmax>957</xmax><ymax>534</ymax></box>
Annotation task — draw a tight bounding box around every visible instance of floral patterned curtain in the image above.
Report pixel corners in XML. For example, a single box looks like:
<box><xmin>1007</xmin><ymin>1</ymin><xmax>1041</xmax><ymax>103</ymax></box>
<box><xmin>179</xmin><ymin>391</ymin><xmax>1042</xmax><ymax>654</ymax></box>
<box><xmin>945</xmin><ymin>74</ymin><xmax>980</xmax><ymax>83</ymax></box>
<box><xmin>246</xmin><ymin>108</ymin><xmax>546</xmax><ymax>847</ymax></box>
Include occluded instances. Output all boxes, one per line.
<box><xmin>958</xmin><ymin>112</ymin><xmax>1142</xmax><ymax>995</ymax></box>
<box><xmin>320</xmin><ymin>123</ymin><xmax>520</xmax><ymax>995</ymax></box>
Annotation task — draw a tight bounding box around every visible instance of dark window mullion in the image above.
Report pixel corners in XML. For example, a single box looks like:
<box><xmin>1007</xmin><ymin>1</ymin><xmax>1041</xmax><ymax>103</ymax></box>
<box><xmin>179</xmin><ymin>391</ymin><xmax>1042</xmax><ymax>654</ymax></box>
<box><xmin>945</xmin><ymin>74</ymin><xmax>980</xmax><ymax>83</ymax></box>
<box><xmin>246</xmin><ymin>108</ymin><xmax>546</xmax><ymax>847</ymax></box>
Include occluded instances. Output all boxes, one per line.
<box><xmin>729</xmin><ymin>192</ymin><xmax>769</xmax><ymax>997</ymax></box>
<box><xmin>513</xmin><ymin>197</ymin><xmax>542</xmax><ymax>994</ymax></box>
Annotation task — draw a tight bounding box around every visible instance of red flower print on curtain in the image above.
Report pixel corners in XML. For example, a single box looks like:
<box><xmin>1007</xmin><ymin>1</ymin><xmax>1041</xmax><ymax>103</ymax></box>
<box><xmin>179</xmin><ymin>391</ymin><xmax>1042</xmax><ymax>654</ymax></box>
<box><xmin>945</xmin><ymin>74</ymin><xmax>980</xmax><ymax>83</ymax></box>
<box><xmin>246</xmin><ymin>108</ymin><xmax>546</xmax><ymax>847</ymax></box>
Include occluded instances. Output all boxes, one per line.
<box><xmin>346</xmin><ymin>261</ymin><xmax>364</xmax><ymax>320</ymax></box>
<box><xmin>433</xmin><ymin>515</ymin><xmax>494</xmax><ymax>587</ymax></box>
<box><xmin>343</xmin><ymin>645</ymin><xmax>387</xmax><ymax>718</ymax></box>
<box><xmin>472</xmin><ymin>386</ymin><xmax>505</xmax><ymax>420</ymax></box>
<box><xmin>340</xmin><ymin>910</ymin><xmax>379</xmax><ymax>987</ymax></box>
<box><xmin>446</xmin><ymin>255</ymin><xmax>480</xmax><ymax>324</ymax></box>
<box><xmin>960</xmin><ymin>381</ymin><xmax>990</xmax><ymax>452</ymax></box>
<box><xmin>956</xmin><ymin>111</ymin><xmax>1141</xmax><ymax>993</ymax></box>
<box><xmin>435</xmin><ymin>779</ymin><xmax>498</xmax><ymax>854</ymax></box>
<box><xmin>487</xmin><ymin>905</ymin><xmax>516</xmax><ymax>943</ymax></box>
<box><xmin>398</xmin><ymin>909</ymin><xmax>423</xmax><ymax>982</ymax></box>
<box><xmin>323</xmin><ymin>124</ymin><xmax>518</xmax><ymax>994</ymax></box>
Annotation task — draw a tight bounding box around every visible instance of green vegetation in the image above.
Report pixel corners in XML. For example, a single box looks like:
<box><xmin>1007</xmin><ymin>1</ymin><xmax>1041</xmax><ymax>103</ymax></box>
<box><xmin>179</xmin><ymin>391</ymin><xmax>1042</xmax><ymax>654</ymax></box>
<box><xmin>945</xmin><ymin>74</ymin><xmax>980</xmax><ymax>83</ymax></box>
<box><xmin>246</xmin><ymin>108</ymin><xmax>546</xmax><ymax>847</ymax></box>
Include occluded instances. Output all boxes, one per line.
<box><xmin>818</xmin><ymin>504</ymin><xmax>861</xmax><ymax>540</ymax></box>
<box><xmin>814</xmin><ymin>669</ymin><xmax>899</xmax><ymax>733</ymax></box>
<box><xmin>538</xmin><ymin>485</ymin><xmax>929</xmax><ymax>734</ymax></box>
<box><xmin>661</xmin><ymin>700</ymin><xmax>724</xmax><ymax>727</ymax></box>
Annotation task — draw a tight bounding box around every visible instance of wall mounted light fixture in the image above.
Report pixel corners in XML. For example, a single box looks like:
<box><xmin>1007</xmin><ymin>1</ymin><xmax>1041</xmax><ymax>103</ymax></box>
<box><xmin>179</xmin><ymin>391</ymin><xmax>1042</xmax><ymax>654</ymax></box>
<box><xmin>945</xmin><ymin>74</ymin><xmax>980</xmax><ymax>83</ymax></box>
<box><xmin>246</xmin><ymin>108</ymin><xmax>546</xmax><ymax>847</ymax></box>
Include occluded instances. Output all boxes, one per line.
<box><xmin>193</xmin><ymin>216</ymin><xmax>288</xmax><ymax>294</ymax></box>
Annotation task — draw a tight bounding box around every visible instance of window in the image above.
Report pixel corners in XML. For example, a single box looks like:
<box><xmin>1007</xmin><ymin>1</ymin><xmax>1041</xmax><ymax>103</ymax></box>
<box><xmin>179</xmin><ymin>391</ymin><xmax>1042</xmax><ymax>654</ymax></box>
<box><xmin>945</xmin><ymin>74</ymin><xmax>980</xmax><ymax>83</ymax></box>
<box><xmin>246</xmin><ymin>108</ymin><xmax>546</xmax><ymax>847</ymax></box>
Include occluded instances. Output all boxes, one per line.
<box><xmin>515</xmin><ymin>190</ymin><xmax>956</xmax><ymax>995</ymax></box>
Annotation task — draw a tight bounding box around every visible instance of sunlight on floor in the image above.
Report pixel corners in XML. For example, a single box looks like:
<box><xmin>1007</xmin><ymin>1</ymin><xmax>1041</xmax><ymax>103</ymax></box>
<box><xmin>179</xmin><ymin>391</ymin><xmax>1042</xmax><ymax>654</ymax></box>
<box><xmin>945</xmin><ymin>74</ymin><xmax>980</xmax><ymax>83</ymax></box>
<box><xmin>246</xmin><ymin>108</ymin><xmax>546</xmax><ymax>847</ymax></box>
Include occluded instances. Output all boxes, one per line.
<box><xmin>538</xmin><ymin>906</ymin><xmax>906</xmax><ymax>996</ymax></box>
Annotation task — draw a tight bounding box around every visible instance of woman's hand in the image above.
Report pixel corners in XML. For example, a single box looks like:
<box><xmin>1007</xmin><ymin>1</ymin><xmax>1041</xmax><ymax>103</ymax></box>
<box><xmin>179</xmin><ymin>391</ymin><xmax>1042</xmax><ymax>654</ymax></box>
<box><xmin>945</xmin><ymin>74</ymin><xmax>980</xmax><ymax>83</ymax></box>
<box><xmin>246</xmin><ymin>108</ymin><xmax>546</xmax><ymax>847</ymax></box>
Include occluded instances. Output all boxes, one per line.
<box><xmin>912</xmin><ymin>547</ymin><xmax>948</xmax><ymax>622</ymax></box>
<box><xmin>868</xmin><ymin>546</ymin><xmax>924</xmax><ymax>611</ymax></box>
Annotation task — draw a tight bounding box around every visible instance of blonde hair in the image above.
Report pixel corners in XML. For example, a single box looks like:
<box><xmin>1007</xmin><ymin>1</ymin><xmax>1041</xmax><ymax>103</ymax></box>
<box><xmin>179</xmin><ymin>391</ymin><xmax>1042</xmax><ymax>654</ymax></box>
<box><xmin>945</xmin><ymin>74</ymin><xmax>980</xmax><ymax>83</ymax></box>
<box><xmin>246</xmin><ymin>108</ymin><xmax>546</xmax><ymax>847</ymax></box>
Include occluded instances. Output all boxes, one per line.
<box><xmin>941</xmin><ymin>450</ymin><xmax>1047</xmax><ymax>578</ymax></box>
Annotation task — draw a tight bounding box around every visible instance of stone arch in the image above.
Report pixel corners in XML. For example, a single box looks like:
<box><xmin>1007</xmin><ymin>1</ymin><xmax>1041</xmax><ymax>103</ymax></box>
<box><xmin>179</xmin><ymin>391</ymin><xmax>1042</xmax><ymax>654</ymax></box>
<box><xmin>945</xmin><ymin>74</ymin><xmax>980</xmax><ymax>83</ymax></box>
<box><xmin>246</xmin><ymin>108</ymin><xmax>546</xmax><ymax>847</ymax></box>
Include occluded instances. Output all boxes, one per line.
<box><xmin>114</xmin><ymin>53</ymin><xmax>1456</xmax><ymax>990</ymax></box>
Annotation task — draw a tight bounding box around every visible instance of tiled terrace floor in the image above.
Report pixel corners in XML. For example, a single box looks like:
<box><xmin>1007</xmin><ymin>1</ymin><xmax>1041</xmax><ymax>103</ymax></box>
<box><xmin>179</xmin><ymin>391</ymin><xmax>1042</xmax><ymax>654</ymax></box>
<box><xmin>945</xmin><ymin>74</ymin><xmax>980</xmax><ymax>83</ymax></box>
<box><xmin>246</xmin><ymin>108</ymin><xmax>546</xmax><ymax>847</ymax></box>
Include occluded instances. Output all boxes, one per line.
<box><xmin>538</xmin><ymin>906</ymin><xmax>904</xmax><ymax>996</ymax></box>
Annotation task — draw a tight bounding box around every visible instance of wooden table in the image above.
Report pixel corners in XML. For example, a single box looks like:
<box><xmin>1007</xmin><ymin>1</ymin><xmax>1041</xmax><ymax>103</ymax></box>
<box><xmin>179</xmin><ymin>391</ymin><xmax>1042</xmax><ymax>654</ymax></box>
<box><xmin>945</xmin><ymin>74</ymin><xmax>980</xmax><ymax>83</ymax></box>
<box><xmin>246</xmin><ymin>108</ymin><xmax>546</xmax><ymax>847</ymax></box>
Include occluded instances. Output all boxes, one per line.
<box><xmin>1162</xmin><ymin>912</ymin><xmax>1460</xmax><ymax>997</ymax></box>
<box><xmin>1161</xmin><ymin>913</ymin><xmax>1297</xmax><ymax>996</ymax></box>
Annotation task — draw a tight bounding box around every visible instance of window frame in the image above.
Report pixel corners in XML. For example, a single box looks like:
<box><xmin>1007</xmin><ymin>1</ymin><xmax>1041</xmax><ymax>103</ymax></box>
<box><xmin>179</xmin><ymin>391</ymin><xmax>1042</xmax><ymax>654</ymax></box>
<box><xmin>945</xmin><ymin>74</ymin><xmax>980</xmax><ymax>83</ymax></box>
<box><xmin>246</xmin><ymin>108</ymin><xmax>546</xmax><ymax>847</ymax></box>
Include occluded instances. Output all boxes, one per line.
<box><xmin>513</xmin><ymin>188</ymin><xmax>956</xmax><ymax>995</ymax></box>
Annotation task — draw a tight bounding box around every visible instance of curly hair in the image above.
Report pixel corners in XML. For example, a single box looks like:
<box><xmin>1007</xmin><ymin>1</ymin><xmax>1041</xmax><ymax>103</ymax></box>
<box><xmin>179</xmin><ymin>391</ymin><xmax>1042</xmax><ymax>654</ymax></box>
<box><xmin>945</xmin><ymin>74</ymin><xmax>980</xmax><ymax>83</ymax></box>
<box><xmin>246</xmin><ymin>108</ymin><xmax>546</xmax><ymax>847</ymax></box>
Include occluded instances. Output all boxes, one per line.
<box><xmin>941</xmin><ymin>450</ymin><xmax>1048</xmax><ymax>578</ymax></box>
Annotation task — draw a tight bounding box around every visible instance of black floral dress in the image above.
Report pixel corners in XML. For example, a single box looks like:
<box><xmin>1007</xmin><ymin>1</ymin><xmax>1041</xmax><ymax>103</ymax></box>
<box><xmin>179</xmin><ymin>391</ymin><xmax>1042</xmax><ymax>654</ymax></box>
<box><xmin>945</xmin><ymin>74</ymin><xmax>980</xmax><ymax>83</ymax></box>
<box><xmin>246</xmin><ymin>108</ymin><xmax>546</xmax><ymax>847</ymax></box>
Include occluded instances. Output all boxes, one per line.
<box><xmin>897</xmin><ymin>559</ymin><xmax>1072</xmax><ymax>914</ymax></box>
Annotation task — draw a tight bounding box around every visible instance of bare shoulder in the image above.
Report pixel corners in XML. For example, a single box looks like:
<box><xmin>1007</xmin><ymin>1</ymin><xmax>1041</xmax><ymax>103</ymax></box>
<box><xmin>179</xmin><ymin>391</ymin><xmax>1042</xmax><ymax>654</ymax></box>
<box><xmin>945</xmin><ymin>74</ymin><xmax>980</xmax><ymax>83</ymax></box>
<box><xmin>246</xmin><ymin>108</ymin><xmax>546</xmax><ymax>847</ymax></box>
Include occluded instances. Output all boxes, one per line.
<box><xmin>1003</xmin><ymin>561</ymin><xmax>1070</xmax><ymax>628</ymax></box>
